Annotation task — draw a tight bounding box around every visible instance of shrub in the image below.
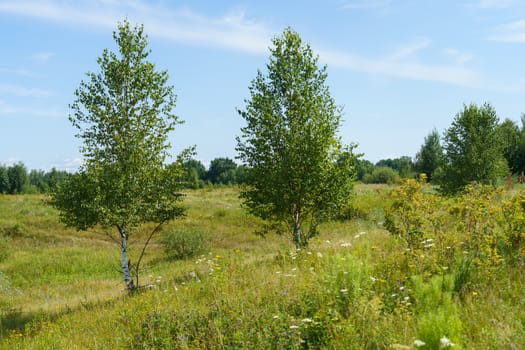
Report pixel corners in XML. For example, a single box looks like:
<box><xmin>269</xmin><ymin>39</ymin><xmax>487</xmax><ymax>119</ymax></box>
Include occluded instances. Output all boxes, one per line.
<box><xmin>160</xmin><ymin>228</ymin><xmax>209</xmax><ymax>260</ymax></box>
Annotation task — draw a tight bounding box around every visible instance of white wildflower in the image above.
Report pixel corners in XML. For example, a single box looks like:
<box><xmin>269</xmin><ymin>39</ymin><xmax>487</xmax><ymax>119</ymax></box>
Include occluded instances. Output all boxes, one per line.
<box><xmin>273</xmin><ymin>315</ymin><xmax>279</xmax><ymax>320</ymax></box>
<box><xmin>370</xmin><ymin>276</ymin><xmax>377</xmax><ymax>282</ymax></box>
<box><xmin>289</xmin><ymin>325</ymin><xmax>299</xmax><ymax>329</ymax></box>
<box><xmin>340</xmin><ymin>242</ymin><xmax>352</xmax><ymax>247</ymax></box>
<box><xmin>340</xmin><ymin>288</ymin><xmax>348</xmax><ymax>293</ymax></box>
<box><xmin>301</xmin><ymin>318</ymin><xmax>312</xmax><ymax>323</ymax></box>
<box><xmin>316</xmin><ymin>252</ymin><xmax>323</xmax><ymax>258</ymax></box>
<box><xmin>439</xmin><ymin>336</ymin><xmax>455</xmax><ymax>348</ymax></box>
<box><xmin>414</xmin><ymin>339</ymin><xmax>426</xmax><ymax>347</ymax></box>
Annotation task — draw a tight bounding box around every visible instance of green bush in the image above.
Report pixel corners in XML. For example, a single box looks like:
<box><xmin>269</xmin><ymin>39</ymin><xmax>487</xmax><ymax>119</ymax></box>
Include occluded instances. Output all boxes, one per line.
<box><xmin>160</xmin><ymin>228</ymin><xmax>209</xmax><ymax>260</ymax></box>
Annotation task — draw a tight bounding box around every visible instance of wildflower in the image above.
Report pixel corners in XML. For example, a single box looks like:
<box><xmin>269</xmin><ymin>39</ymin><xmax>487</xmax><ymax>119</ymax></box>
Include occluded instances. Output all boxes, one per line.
<box><xmin>414</xmin><ymin>339</ymin><xmax>426</xmax><ymax>347</ymax></box>
<box><xmin>291</xmin><ymin>267</ymin><xmax>297</xmax><ymax>271</ymax></box>
<box><xmin>471</xmin><ymin>291</ymin><xmax>478</xmax><ymax>297</ymax></box>
<box><xmin>273</xmin><ymin>315</ymin><xmax>280</xmax><ymax>320</ymax></box>
<box><xmin>301</xmin><ymin>318</ymin><xmax>312</xmax><ymax>323</ymax></box>
<box><xmin>340</xmin><ymin>242</ymin><xmax>352</xmax><ymax>247</ymax></box>
<box><xmin>289</xmin><ymin>325</ymin><xmax>299</xmax><ymax>329</ymax></box>
<box><xmin>424</xmin><ymin>243</ymin><xmax>434</xmax><ymax>248</ymax></box>
<box><xmin>316</xmin><ymin>252</ymin><xmax>323</xmax><ymax>258</ymax></box>
<box><xmin>340</xmin><ymin>288</ymin><xmax>348</xmax><ymax>293</ymax></box>
<box><xmin>439</xmin><ymin>336</ymin><xmax>455</xmax><ymax>348</ymax></box>
<box><xmin>325</xmin><ymin>240</ymin><xmax>331</xmax><ymax>244</ymax></box>
<box><xmin>370</xmin><ymin>276</ymin><xmax>378</xmax><ymax>283</ymax></box>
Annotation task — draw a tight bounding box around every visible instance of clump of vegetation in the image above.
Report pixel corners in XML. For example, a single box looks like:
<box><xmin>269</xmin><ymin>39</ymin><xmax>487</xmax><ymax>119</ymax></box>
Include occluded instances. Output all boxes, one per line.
<box><xmin>160</xmin><ymin>228</ymin><xmax>209</xmax><ymax>260</ymax></box>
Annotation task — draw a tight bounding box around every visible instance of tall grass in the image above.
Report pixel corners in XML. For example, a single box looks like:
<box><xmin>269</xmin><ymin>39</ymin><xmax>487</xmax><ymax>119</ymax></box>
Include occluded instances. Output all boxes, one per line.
<box><xmin>0</xmin><ymin>186</ymin><xmax>523</xmax><ymax>349</ymax></box>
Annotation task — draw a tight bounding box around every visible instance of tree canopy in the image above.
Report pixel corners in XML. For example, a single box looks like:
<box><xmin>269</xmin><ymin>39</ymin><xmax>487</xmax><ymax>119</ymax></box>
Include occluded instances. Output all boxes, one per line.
<box><xmin>414</xmin><ymin>129</ymin><xmax>443</xmax><ymax>181</ymax></box>
<box><xmin>435</xmin><ymin>103</ymin><xmax>508</xmax><ymax>194</ymax></box>
<box><xmin>236</xmin><ymin>27</ymin><xmax>357</xmax><ymax>248</ymax></box>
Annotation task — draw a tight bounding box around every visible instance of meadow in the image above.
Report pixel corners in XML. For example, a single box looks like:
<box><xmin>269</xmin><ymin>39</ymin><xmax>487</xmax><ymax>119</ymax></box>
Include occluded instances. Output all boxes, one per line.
<box><xmin>0</xmin><ymin>183</ymin><xmax>524</xmax><ymax>349</ymax></box>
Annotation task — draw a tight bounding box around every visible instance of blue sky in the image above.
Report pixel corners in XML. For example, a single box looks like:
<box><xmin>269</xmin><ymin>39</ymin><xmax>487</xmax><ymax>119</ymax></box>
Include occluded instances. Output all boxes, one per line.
<box><xmin>1</xmin><ymin>0</ymin><xmax>525</xmax><ymax>171</ymax></box>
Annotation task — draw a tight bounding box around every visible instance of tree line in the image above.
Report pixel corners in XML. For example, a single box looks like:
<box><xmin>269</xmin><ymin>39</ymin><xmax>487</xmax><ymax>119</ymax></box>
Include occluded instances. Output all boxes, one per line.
<box><xmin>0</xmin><ymin>163</ymin><xmax>70</xmax><ymax>194</ymax></box>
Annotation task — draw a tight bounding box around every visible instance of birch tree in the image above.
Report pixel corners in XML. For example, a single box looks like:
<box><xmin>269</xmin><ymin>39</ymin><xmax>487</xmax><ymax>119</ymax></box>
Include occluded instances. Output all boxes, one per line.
<box><xmin>52</xmin><ymin>21</ymin><xmax>187</xmax><ymax>293</ymax></box>
<box><xmin>236</xmin><ymin>28</ymin><xmax>357</xmax><ymax>249</ymax></box>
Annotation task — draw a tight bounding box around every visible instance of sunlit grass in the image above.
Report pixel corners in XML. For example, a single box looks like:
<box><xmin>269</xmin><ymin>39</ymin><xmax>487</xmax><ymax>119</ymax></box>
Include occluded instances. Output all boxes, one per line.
<box><xmin>0</xmin><ymin>186</ymin><xmax>524</xmax><ymax>349</ymax></box>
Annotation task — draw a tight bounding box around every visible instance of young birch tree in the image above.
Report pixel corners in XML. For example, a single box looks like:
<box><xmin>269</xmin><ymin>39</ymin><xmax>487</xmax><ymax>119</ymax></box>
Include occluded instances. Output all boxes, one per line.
<box><xmin>52</xmin><ymin>21</ymin><xmax>188</xmax><ymax>293</ymax></box>
<box><xmin>236</xmin><ymin>28</ymin><xmax>357</xmax><ymax>249</ymax></box>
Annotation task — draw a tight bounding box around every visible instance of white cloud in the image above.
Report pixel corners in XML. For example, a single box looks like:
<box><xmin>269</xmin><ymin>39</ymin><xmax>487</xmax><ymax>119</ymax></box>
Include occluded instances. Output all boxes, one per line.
<box><xmin>31</xmin><ymin>52</ymin><xmax>55</xmax><ymax>62</ymax></box>
<box><xmin>488</xmin><ymin>20</ymin><xmax>525</xmax><ymax>43</ymax></box>
<box><xmin>50</xmin><ymin>157</ymin><xmax>83</xmax><ymax>172</ymax></box>
<box><xmin>0</xmin><ymin>0</ymin><xmax>272</xmax><ymax>55</ymax></box>
<box><xmin>0</xmin><ymin>99</ymin><xmax>65</xmax><ymax>118</ymax></box>
<box><xmin>0</xmin><ymin>84</ymin><xmax>54</xmax><ymax>98</ymax></box>
<box><xmin>319</xmin><ymin>46</ymin><xmax>480</xmax><ymax>87</ymax></box>
<box><xmin>385</xmin><ymin>38</ymin><xmax>431</xmax><ymax>61</ymax></box>
<box><xmin>444</xmin><ymin>48</ymin><xmax>474</xmax><ymax>65</ymax></box>
<box><xmin>0</xmin><ymin>0</ymin><xmax>480</xmax><ymax>87</ymax></box>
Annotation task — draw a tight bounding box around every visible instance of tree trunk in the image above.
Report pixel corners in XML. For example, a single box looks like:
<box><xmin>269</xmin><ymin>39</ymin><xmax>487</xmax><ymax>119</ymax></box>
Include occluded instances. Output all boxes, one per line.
<box><xmin>118</xmin><ymin>225</ymin><xmax>134</xmax><ymax>293</ymax></box>
<box><xmin>293</xmin><ymin>206</ymin><xmax>302</xmax><ymax>249</ymax></box>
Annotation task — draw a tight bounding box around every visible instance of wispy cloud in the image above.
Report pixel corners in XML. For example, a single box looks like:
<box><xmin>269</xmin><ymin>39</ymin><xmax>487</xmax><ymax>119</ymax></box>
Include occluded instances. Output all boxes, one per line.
<box><xmin>31</xmin><ymin>52</ymin><xmax>55</xmax><ymax>62</ymax></box>
<box><xmin>0</xmin><ymin>0</ymin><xmax>480</xmax><ymax>87</ymax></box>
<box><xmin>319</xmin><ymin>42</ymin><xmax>480</xmax><ymax>87</ymax></box>
<box><xmin>0</xmin><ymin>68</ymin><xmax>41</xmax><ymax>78</ymax></box>
<box><xmin>0</xmin><ymin>99</ymin><xmax>65</xmax><ymax>118</ymax></box>
<box><xmin>385</xmin><ymin>38</ymin><xmax>431</xmax><ymax>61</ymax></box>
<box><xmin>444</xmin><ymin>48</ymin><xmax>474</xmax><ymax>65</ymax></box>
<box><xmin>0</xmin><ymin>0</ymin><xmax>272</xmax><ymax>55</ymax></box>
<box><xmin>0</xmin><ymin>83</ymin><xmax>54</xmax><ymax>98</ymax></box>
<box><xmin>488</xmin><ymin>20</ymin><xmax>525</xmax><ymax>43</ymax></box>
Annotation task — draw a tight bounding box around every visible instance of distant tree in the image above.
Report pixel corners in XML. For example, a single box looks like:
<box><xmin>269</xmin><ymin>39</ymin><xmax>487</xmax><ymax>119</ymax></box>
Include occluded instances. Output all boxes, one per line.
<box><xmin>52</xmin><ymin>21</ymin><xmax>187</xmax><ymax>293</ymax></box>
<box><xmin>44</xmin><ymin>168</ymin><xmax>70</xmax><ymax>192</ymax></box>
<box><xmin>236</xmin><ymin>27</ymin><xmax>357</xmax><ymax>249</ymax></box>
<box><xmin>206</xmin><ymin>157</ymin><xmax>238</xmax><ymax>185</ymax></box>
<box><xmin>362</xmin><ymin>166</ymin><xmax>398</xmax><ymax>184</ymax></box>
<box><xmin>435</xmin><ymin>103</ymin><xmax>508</xmax><ymax>194</ymax></box>
<box><xmin>7</xmin><ymin>163</ymin><xmax>28</xmax><ymax>194</ymax></box>
<box><xmin>355</xmin><ymin>159</ymin><xmax>374</xmax><ymax>182</ymax></box>
<box><xmin>376</xmin><ymin>156</ymin><xmax>414</xmax><ymax>178</ymax></box>
<box><xmin>414</xmin><ymin>129</ymin><xmax>443</xmax><ymax>181</ymax></box>
<box><xmin>181</xmin><ymin>159</ymin><xmax>206</xmax><ymax>188</ymax></box>
<box><xmin>0</xmin><ymin>165</ymin><xmax>8</xmax><ymax>194</ymax></box>
<box><xmin>29</xmin><ymin>169</ymin><xmax>48</xmax><ymax>193</ymax></box>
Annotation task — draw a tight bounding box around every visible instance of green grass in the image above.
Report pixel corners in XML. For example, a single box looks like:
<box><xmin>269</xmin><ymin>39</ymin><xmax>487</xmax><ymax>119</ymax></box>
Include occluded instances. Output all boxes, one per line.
<box><xmin>0</xmin><ymin>185</ymin><xmax>524</xmax><ymax>349</ymax></box>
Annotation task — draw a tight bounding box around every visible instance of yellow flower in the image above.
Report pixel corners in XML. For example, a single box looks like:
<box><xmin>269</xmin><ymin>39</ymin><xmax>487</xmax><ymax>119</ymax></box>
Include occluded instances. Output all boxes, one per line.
<box><xmin>472</xmin><ymin>291</ymin><xmax>478</xmax><ymax>297</ymax></box>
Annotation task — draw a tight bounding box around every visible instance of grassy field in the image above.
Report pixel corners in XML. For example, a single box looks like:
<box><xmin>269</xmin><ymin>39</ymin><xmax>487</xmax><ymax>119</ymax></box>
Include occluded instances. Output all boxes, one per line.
<box><xmin>0</xmin><ymin>184</ymin><xmax>524</xmax><ymax>349</ymax></box>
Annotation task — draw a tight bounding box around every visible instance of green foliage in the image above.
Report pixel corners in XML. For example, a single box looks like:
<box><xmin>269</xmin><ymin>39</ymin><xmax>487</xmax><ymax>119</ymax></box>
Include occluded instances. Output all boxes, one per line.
<box><xmin>376</xmin><ymin>156</ymin><xmax>414</xmax><ymax>178</ymax></box>
<box><xmin>436</xmin><ymin>103</ymin><xmax>508</xmax><ymax>194</ymax></box>
<box><xmin>160</xmin><ymin>228</ymin><xmax>209</xmax><ymax>260</ymax></box>
<box><xmin>414</xmin><ymin>128</ymin><xmax>443</xmax><ymax>181</ymax></box>
<box><xmin>52</xmin><ymin>20</ymin><xmax>187</xmax><ymax>290</ymax></box>
<box><xmin>6</xmin><ymin>163</ymin><xmax>28</xmax><ymax>194</ymax></box>
<box><xmin>362</xmin><ymin>166</ymin><xmax>399</xmax><ymax>184</ymax></box>
<box><xmin>205</xmin><ymin>157</ymin><xmax>239</xmax><ymax>185</ymax></box>
<box><xmin>0</xmin><ymin>165</ymin><xmax>9</xmax><ymax>194</ymax></box>
<box><xmin>412</xmin><ymin>274</ymin><xmax>463</xmax><ymax>349</ymax></box>
<box><xmin>236</xmin><ymin>27</ymin><xmax>357</xmax><ymax>248</ymax></box>
<box><xmin>181</xmin><ymin>159</ymin><xmax>206</xmax><ymax>189</ymax></box>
